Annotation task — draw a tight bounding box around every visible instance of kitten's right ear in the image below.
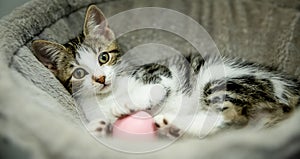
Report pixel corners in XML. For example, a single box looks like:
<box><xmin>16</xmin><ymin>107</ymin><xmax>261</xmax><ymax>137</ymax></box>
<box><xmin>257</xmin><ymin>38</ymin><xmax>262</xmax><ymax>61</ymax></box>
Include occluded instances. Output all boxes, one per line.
<box><xmin>83</xmin><ymin>5</ymin><xmax>115</xmax><ymax>40</ymax></box>
<box><xmin>32</xmin><ymin>40</ymin><xmax>67</xmax><ymax>75</ymax></box>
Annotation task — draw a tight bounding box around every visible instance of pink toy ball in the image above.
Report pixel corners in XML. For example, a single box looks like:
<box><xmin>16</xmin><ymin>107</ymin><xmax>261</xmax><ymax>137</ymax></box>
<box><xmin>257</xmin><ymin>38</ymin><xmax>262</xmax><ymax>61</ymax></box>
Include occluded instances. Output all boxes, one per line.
<box><xmin>112</xmin><ymin>111</ymin><xmax>157</xmax><ymax>141</ymax></box>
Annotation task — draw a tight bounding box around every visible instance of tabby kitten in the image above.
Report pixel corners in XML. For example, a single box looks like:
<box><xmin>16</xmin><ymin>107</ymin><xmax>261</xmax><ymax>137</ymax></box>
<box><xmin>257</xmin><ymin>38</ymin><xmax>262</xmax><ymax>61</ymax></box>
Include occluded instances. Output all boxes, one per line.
<box><xmin>32</xmin><ymin>5</ymin><xmax>300</xmax><ymax>138</ymax></box>
<box><xmin>32</xmin><ymin>5</ymin><xmax>168</xmax><ymax>137</ymax></box>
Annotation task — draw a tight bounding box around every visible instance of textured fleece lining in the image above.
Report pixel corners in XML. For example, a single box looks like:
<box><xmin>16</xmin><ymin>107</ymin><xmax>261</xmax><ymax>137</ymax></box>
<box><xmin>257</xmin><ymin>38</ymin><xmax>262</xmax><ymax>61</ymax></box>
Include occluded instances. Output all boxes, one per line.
<box><xmin>0</xmin><ymin>0</ymin><xmax>300</xmax><ymax>159</ymax></box>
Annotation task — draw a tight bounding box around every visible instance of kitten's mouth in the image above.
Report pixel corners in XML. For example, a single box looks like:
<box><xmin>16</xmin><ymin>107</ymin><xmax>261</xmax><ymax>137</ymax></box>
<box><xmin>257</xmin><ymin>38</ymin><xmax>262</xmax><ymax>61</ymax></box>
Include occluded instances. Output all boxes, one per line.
<box><xmin>100</xmin><ymin>83</ymin><xmax>111</xmax><ymax>91</ymax></box>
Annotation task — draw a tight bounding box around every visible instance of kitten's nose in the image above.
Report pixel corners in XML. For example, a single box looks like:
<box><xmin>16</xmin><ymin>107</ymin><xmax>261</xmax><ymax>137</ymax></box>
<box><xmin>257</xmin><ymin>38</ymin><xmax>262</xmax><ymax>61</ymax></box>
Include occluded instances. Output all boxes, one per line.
<box><xmin>94</xmin><ymin>75</ymin><xmax>106</xmax><ymax>84</ymax></box>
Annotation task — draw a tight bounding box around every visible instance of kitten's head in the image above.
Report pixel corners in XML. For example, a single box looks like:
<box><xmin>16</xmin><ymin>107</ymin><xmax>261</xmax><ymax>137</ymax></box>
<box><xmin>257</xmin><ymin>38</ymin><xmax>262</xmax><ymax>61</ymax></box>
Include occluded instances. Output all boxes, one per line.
<box><xmin>32</xmin><ymin>5</ymin><xmax>121</xmax><ymax>96</ymax></box>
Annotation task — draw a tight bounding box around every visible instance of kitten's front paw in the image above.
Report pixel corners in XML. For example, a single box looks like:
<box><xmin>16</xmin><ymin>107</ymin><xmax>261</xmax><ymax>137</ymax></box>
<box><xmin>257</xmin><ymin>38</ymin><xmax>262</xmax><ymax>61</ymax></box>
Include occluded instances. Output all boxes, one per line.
<box><xmin>110</xmin><ymin>102</ymin><xmax>133</xmax><ymax>118</ymax></box>
<box><xmin>154</xmin><ymin>115</ymin><xmax>182</xmax><ymax>138</ymax></box>
<box><xmin>87</xmin><ymin>119</ymin><xmax>112</xmax><ymax>137</ymax></box>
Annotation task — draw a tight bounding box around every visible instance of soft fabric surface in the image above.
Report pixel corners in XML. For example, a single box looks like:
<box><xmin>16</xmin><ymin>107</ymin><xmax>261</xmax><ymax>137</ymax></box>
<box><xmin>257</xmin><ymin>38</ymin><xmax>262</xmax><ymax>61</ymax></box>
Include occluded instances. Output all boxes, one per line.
<box><xmin>0</xmin><ymin>0</ymin><xmax>300</xmax><ymax>158</ymax></box>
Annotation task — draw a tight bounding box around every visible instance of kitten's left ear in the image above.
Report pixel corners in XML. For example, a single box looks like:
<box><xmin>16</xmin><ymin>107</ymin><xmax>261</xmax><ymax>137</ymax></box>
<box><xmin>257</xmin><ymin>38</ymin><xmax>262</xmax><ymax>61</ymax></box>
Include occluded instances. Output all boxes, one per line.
<box><xmin>83</xmin><ymin>5</ymin><xmax>115</xmax><ymax>40</ymax></box>
<box><xmin>32</xmin><ymin>40</ymin><xmax>69</xmax><ymax>76</ymax></box>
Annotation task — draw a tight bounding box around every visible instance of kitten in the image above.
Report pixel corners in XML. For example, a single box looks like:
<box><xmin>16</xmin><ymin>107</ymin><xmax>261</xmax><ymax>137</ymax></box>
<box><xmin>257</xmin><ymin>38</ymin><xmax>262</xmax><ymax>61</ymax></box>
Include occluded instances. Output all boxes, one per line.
<box><xmin>32</xmin><ymin>5</ymin><xmax>300</xmax><ymax>138</ymax></box>
<box><xmin>32</xmin><ymin>5</ymin><xmax>168</xmax><ymax>137</ymax></box>
<box><xmin>166</xmin><ymin>55</ymin><xmax>300</xmax><ymax>137</ymax></box>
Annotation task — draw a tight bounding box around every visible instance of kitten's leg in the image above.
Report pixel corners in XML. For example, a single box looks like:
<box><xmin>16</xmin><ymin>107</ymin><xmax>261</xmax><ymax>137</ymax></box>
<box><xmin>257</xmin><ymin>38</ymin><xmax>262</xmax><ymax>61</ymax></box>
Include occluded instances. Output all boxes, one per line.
<box><xmin>114</xmin><ymin>63</ymin><xmax>172</xmax><ymax>114</ymax></box>
<box><xmin>153</xmin><ymin>110</ymin><xmax>235</xmax><ymax>138</ymax></box>
<box><xmin>130</xmin><ymin>63</ymin><xmax>173</xmax><ymax>107</ymax></box>
<box><xmin>112</xmin><ymin>77</ymin><xmax>168</xmax><ymax>116</ymax></box>
<box><xmin>86</xmin><ymin>119</ymin><xmax>112</xmax><ymax>137</ymax></box>
<box><xmin>154</xmin><ymin>114</ymin><xmax>182</xmax><ymax>138</ymax></box>
<box><xmin>129</xmin><ymin>83</ymin><xmax>168</xmax><ymax>109</ymax></box>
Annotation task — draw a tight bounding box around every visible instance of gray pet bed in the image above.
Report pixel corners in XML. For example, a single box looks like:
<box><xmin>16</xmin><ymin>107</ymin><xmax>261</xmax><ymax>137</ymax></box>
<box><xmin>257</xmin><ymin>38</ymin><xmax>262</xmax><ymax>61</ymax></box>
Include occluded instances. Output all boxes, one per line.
<box><xmin>1</xmin><ymin>0</ymin><xmax>300</xmax><ymax>158</ymax></box>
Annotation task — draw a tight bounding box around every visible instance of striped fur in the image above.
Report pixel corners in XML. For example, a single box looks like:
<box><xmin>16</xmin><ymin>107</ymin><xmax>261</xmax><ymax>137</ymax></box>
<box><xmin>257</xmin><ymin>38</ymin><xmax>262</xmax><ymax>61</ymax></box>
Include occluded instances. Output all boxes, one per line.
<box><xmin>32</xmin><ymin>5</ymin><xmax>300</xmax><ymax>138</ymax></box>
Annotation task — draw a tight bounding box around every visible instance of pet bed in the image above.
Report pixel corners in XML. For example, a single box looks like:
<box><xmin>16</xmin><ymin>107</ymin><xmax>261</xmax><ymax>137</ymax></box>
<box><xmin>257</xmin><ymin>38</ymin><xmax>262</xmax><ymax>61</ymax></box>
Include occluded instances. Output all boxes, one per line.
<box><xmin>0</xmin><ymin>0</ymin><xmax>300</xmax><ymax>158</ymax></box>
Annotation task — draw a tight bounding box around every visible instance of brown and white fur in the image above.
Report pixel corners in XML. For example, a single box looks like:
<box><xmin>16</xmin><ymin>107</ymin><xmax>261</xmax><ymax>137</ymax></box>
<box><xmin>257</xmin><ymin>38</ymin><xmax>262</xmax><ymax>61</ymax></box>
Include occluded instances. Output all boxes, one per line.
<box><xmin>32</xmin><ymin>5</ymin><xmax>300</xmax><ymax>139</ymax></box>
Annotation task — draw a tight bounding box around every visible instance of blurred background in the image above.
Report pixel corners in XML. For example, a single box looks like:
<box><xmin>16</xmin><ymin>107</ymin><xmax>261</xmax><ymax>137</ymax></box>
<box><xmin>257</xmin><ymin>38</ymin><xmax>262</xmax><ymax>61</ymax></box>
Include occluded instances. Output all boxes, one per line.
<box><xmin>0</xmin><ymin>0</ymin><xmax>29</xmax><ymax>17</ymax></box>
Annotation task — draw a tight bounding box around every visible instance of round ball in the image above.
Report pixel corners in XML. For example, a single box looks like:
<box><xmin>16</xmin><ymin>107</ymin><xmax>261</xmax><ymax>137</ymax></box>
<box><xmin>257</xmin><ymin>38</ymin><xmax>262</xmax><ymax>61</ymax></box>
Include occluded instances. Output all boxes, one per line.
<box><xmin>112</xmin><ymin>111</ymin><xmax>157</xmax><ymax>140</ymax></box>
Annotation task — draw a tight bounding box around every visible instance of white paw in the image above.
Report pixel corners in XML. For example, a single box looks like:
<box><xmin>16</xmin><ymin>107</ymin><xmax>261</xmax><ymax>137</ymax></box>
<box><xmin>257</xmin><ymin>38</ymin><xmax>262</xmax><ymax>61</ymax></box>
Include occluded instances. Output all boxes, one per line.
<box><xmin>110</xmin><ymin>101</ymin><xmax>133</xmax><ymax>118</ymax></box>
<box><xmin>87</xmin><ymin>119</ymin><xmax>112</xmax><ymax>137</ymax></box>
<box><xmin>154</xmin><ymin>115</ymin><xmax>181</xmax><ymax>138</ymax></box>
<box><xmin>154</xmin><ymin>115</ymin><xmax>169</xmax><ymax>128</ymax></box>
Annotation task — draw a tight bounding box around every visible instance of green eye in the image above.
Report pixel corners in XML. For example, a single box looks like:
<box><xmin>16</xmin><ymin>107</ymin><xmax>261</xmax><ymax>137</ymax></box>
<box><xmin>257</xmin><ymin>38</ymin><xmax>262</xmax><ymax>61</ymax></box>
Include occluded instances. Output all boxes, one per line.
<box><xmin>72</xmin><ymin>68</ymin><xmax>88</xmax><ymax>79</ymax></box>
<box><xmin>98</xmin><ymin>52</ymin><xmax>110</xmax><ymax>65</ymax></box>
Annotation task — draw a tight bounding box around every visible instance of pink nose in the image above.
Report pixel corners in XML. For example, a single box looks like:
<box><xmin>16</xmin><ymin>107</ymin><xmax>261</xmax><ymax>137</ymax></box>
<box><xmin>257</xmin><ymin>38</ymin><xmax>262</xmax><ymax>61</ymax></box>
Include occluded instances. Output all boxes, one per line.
<box><xmin>93</xmin><ymin>75</ymin><xmax>106</xmax><ymax>84</ymax></box>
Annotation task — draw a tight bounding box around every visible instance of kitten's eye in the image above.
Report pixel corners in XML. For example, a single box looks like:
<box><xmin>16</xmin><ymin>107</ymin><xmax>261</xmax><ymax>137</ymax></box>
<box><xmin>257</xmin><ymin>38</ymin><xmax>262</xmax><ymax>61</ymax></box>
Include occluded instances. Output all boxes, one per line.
<box><xmin>72</xmin><ymin>68</ymin><xmax>88</xmax><ymax>79</ymax></box>
<box><xmin>98</xmin><ymin>52</ymin><xmax>110</xmax><ymax>65</ymax></box>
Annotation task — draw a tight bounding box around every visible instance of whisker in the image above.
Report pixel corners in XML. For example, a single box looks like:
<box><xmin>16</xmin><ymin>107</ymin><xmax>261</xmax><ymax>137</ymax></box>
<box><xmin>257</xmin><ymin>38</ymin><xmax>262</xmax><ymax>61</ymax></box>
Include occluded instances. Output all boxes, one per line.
<box><xmin>72</xmin><ymin>87</ymin><xmax>91</xmax><ymax>97</ymax></box>
<box><xmin>72</xmin><ymin>85</ymin><xmax>102</xmax><ymax>97</ymax></box>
